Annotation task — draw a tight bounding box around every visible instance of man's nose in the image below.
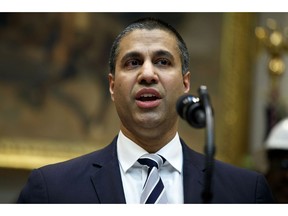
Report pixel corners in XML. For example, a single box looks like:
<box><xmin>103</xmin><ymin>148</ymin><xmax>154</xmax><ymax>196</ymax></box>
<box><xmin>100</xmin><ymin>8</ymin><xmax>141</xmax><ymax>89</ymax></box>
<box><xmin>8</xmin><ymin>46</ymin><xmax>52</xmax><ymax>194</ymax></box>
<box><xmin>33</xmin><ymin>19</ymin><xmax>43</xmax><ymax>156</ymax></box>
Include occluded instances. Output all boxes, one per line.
<box><xmin>137</xmin><ymin>61</ymin><xmax>159</xmax><ymax>85</ymax></box>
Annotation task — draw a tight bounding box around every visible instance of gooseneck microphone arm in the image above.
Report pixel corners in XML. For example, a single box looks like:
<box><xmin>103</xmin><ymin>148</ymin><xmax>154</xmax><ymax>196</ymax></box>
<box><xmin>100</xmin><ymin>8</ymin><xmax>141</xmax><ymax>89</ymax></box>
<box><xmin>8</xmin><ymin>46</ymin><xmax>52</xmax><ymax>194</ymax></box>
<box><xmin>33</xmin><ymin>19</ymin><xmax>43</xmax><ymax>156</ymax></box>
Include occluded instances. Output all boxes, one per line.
<box><xmin>176</xmin><ymin>85</ymin><xmax>215</xmax><ymax>203</ymax></box>
<box><xmin>198</xmin><ymin>86</ymin><xmax>215</xmax><ymax>203</ymax></box>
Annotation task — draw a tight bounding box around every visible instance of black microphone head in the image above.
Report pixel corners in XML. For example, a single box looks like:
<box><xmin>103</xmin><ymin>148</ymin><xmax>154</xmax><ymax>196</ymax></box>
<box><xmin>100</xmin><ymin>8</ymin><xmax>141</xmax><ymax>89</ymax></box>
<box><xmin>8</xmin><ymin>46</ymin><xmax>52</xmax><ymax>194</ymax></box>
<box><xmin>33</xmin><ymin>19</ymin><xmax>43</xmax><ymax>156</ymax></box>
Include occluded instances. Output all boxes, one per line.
<box><xmin>176</xmin><ymin>94</ymin><xmax>194</xmax><ymax>118</ymax></box>
<box><xmin>176</xmin><ymin>94</ymin><xmax>206</xmax><ymax>128</ymax></box>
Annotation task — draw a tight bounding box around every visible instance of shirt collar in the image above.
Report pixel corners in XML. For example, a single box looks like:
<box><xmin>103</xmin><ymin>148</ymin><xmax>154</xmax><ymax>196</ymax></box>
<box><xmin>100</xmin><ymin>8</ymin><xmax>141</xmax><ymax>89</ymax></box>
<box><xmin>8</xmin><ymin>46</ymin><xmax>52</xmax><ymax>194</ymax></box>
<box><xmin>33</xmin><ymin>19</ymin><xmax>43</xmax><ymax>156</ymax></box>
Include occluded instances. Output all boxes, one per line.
<box><xmin>117</xmin><ymin>130</ymin><xmax>183</xmax><ymax>174</ymax></box>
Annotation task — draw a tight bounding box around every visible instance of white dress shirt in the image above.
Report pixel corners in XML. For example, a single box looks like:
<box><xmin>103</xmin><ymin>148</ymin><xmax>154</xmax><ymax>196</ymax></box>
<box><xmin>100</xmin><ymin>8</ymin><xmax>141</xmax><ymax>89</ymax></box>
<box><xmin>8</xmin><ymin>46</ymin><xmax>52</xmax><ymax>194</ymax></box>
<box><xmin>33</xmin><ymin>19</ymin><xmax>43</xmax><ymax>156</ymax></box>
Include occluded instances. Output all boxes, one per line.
<box><xmin>117</xmin><ymin>130</ymin><xmax>184</xmax><ymax>204</ymax></box>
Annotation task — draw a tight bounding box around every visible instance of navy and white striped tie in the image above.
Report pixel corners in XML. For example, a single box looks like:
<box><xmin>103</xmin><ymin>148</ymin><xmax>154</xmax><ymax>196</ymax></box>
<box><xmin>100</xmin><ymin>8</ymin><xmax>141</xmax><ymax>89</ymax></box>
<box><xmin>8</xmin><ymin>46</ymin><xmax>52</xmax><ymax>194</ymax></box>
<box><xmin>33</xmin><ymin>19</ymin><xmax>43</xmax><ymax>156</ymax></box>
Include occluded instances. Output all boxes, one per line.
<box><xmin>138</xmin><ymin>154</ymin><xmax>168</xmax><ymax>204</ymax></box>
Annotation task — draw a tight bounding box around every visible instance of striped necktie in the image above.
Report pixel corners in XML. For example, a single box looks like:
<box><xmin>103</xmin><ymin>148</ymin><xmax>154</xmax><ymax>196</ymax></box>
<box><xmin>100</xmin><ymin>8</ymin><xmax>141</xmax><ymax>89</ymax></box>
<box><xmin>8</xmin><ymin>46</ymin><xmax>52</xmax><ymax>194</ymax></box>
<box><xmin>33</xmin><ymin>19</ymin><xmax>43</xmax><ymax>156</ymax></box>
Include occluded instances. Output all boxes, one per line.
<box><xmin>138</xmin><ymin>154</ymin><xmax>168</xmax><ymax>204</ymax></box>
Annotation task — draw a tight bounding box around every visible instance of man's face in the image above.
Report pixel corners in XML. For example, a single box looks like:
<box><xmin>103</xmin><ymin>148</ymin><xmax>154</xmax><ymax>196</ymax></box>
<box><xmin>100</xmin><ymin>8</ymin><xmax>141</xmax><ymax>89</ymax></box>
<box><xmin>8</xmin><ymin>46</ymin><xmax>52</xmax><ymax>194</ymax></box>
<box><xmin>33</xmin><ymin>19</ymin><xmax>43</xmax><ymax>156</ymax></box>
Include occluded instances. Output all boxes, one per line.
<box><xmin>109</xmin><ymin>29</ymin><xmax>190</xmax><ymax>141</ymax></box>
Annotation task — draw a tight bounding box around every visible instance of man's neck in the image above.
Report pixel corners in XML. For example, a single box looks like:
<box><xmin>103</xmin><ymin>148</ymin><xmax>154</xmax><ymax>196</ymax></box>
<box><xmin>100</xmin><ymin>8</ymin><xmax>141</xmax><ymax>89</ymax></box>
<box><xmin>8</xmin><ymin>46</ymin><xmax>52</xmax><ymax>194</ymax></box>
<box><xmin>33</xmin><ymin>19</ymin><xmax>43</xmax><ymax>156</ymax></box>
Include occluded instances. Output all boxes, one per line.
<box><xmin>119</xmin><ymin>127</ymin><xmax>177</xmax><ymax>153</ymax></box>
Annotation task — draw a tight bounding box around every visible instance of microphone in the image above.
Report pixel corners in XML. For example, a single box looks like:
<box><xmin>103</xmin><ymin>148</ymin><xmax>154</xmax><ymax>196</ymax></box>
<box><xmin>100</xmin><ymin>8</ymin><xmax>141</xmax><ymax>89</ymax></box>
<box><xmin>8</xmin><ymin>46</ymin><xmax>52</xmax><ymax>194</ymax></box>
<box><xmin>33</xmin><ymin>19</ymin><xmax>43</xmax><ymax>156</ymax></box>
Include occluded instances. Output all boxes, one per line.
<box><xmin>176</xmin><ymin>85</ymin><xmax>215</xmax><ymax>203</ymax></box>
<box><xmin>176</xmin><ymin>93</ymin><xmax>206</xmax><ymax>128</ymax></box>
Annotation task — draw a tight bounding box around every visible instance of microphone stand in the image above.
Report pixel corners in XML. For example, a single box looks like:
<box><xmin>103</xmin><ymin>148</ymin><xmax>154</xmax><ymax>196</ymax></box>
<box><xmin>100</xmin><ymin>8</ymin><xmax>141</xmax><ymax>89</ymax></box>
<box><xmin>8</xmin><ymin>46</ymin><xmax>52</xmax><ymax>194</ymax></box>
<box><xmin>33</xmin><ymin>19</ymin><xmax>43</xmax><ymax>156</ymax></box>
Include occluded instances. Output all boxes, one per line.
<box><xmin>198</xmin><ymin>86</ymin><xmax>215</xmax><ymax>203</ymax></box>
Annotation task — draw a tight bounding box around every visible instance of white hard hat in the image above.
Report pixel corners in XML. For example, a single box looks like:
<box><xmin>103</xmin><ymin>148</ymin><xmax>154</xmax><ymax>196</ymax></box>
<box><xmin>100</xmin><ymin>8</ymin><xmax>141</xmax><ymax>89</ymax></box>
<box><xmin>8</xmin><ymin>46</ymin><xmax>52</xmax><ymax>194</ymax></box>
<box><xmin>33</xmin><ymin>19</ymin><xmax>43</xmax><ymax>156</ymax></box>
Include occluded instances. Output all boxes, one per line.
<box><xmin>265</xmin><ymin>118</ymin><xmax>288</xmax><ymax>150</ymax></box>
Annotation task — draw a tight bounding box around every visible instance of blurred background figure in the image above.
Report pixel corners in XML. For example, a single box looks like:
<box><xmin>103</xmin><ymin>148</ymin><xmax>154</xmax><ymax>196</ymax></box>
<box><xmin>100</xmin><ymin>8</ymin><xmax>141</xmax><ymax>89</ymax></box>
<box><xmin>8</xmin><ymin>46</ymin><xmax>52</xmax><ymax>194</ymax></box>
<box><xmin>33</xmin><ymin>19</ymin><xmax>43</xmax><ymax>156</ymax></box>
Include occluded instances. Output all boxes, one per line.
<box><xmin>265</xmin><ymin>117</ymin><xmax>288</xmax><ymax>203</ymax></box>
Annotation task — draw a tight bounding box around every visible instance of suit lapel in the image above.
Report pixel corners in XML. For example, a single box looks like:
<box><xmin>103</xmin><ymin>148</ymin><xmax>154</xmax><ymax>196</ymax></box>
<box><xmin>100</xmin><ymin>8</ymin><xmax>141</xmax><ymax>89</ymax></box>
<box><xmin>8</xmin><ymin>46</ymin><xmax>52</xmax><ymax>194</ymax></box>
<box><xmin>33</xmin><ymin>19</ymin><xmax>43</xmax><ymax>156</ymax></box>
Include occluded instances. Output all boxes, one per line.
<box><xmin>90</xmin><ymin>137</ymin><xmax>126</xmax><ymax>203</ymax></box>
<box><xmin>89</xmin><ymin>137</ymin><xmax>207</xmax><ymax>203</ymax></box>
<box><xmin>181</xmin><ymin>141</ymin><xmax>206</xmax><ymax>203</ymax></box>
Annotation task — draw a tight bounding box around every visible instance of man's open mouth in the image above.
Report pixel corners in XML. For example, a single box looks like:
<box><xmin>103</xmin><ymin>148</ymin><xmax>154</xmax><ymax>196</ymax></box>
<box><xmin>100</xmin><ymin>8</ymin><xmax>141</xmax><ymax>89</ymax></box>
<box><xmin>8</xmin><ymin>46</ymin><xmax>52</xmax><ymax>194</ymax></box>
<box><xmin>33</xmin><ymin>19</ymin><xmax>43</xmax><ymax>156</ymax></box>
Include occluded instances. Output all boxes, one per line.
<box><xmin>135</xmin><ymin>89</ymin><xmax>162</xmax><ymax>109</ymax></box>
<box><xmin>137</xmin><ymin>94</ymin><xmax>160</xmax><ymax>101</ymax></box>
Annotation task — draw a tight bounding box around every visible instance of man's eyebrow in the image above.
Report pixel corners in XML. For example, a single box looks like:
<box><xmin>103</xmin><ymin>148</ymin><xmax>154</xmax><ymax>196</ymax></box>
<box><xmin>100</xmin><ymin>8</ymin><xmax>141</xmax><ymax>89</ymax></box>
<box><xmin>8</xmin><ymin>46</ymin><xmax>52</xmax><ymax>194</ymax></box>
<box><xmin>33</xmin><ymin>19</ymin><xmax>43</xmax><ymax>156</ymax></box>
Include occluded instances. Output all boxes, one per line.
<box><xmin>155</xmin><ymin>50</ymin><xmax>174</xmax><ymax>58</ymax></box>
<box><xmin>120</xmin><ymin>51</ymin><xmax>142</xmax><ymax>63</ymax></box>
<box><xmin>154</xmin><ymin>50</ymin><xmax>174</xmax><ymax>60</ymax></box>
<box><xmin>119</xmin><ymin>50</ymin><xmax>174</xmax><ymax>64</ymax></box>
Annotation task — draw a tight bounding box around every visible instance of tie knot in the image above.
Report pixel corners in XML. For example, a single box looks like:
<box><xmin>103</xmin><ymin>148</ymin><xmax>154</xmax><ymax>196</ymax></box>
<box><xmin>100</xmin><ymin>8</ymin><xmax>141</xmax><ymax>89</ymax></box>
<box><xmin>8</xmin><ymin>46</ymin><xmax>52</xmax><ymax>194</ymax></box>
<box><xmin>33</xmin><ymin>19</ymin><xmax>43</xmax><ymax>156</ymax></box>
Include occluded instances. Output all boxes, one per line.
<box><xmin>138</xmin><ymin>154</ymin><xmax>165</xmax><ymax>169</ymax></box>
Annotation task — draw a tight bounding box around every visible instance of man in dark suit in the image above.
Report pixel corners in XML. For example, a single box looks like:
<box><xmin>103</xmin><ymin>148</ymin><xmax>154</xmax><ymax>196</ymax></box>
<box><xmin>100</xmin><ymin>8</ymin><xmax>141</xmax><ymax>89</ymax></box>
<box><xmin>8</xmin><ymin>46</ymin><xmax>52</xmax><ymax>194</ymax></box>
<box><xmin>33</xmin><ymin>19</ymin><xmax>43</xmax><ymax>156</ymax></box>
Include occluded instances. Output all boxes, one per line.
<box><xmin>17</xmin><ymin>17</ymin><xmax>275</xmax><ymax>204</ymax></box>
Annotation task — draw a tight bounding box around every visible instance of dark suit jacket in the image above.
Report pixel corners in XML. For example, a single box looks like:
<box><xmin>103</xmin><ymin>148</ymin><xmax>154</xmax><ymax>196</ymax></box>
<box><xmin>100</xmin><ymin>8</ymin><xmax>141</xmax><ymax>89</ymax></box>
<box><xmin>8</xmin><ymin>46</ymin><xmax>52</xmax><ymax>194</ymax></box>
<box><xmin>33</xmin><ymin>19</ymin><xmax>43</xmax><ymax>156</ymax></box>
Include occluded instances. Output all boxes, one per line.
<box><xmin>17</xmin><ymin>136</ymin><xmax>275</xmax><ymax>203</ymax></box>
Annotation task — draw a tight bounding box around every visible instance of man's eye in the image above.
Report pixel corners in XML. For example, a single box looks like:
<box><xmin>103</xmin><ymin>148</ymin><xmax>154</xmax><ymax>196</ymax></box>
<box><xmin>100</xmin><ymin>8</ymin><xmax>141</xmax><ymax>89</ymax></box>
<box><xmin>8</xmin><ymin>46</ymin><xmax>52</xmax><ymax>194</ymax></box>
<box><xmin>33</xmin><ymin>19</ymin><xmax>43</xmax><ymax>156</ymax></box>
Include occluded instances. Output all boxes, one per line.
<box><xmin>125</xmin><ymin>59</ymin><xmax>140</xmax><ymax>68</ymax></box>
<box><xmin>155</xmin><ymin>59</ymin><xmax>170</xmax><ymax>66</ymax></box>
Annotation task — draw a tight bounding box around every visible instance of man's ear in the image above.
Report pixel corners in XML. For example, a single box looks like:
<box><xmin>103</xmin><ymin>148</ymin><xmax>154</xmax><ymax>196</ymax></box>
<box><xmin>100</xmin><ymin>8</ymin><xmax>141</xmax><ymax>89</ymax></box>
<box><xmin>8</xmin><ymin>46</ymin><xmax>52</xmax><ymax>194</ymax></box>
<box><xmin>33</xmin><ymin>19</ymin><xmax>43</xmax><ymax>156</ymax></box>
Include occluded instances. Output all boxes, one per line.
<box><xmin>183</xmin><ymin>71</ymin><xmax>190</xmax><ymax>93</ymax></box>
<box><xmin>108</xmin><ymin>73</ymin><xmax>115</xmax><ymax>101</ymax></box>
